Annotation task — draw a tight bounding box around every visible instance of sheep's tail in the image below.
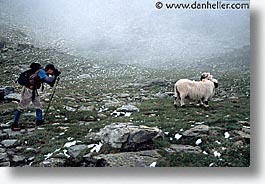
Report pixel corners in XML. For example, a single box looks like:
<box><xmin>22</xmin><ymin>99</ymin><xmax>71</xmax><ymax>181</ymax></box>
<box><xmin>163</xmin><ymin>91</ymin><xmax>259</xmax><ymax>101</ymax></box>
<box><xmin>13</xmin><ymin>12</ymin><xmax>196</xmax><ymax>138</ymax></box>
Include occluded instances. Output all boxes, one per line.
<box><xmin>174</xmin><ymin>83</ymin><xmax>180</xmax><ymax>100</ymax></box>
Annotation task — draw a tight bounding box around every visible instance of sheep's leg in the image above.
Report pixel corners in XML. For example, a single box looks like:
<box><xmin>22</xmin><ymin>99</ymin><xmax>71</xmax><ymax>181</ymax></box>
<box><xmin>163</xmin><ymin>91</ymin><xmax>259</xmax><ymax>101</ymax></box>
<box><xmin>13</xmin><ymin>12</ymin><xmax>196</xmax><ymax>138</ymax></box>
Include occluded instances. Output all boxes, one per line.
<box><xmin>180</xmin><ymin>95</ymin><xmax>186</xmax><ymax>107</ymax></box>
<box><xmin>199</xmin><ymin>99</ymin><xmax>204</xmax><ymax>107</ymax></box>
<box><xmin>174</xmin><ymin>96</ymin><xmax>178</xmax><ymax>107</ymax></box>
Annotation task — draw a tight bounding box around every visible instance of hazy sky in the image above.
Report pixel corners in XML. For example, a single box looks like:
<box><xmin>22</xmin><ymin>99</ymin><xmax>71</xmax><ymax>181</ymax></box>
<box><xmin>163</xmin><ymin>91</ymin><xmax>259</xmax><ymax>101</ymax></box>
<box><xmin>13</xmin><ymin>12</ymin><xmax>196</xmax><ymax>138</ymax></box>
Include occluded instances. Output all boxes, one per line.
<box><xmin>0</xmin><ymin>0</ymin><xmax>250</xmax><ymax>66</ymax></box>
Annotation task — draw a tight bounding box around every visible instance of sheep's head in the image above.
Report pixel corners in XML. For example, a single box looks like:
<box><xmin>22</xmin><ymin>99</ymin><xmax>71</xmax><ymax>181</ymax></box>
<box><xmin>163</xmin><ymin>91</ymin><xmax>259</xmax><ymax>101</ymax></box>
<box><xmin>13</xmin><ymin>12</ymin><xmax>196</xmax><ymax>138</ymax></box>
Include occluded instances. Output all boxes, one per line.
<box><xmin>201</xmin><ymin>72</ymin><xmax>218</xmax><ymax>88</ymax></box>
<box><xmin>211</xmin><ymin>78</ymin><xmax>219</xmax><ymax>88</ymax></box>
<box><xmin>200</xmin><ymin>72</ymin><xmax>211</xmax><ymax>81</ymax></box>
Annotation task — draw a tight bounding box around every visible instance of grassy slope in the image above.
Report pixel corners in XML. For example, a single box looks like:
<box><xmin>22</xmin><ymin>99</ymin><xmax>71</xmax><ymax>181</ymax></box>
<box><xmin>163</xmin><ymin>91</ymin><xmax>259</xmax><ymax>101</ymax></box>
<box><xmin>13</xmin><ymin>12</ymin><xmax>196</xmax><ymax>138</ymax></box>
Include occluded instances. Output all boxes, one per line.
<box><xmin>0</xmin><ymin>31</ymin><xmax>250</xmax><ymax>167</ymax></box>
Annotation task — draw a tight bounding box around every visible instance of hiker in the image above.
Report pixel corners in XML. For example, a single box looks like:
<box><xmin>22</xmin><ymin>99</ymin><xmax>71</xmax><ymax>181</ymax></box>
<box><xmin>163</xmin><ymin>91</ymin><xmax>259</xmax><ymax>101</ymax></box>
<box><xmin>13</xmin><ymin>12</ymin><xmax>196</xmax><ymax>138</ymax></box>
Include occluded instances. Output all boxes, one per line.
<box><xmin>11</xmin><ymin>63</ymin><xmax>61</xmax><ymax>131</ymax></box>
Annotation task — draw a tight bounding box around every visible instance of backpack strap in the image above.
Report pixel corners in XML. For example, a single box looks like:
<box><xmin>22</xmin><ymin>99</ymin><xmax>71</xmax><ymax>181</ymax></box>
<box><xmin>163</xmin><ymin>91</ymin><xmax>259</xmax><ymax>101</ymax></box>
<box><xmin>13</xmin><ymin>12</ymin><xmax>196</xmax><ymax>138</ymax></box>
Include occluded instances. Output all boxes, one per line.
<box><xmin>31</xmin><ymin>69</ymin><xmax>41</xmax><ymax>101</ymax></box>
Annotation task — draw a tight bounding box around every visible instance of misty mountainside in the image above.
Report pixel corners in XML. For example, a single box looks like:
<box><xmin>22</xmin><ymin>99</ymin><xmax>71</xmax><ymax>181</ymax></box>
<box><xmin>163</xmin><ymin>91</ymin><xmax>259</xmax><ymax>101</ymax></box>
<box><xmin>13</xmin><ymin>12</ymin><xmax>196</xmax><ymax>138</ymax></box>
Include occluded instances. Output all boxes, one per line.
<box><xmin>0</xmin><ymin>0</ymin><xmax>249</xmax><ymax>67</ymax></box>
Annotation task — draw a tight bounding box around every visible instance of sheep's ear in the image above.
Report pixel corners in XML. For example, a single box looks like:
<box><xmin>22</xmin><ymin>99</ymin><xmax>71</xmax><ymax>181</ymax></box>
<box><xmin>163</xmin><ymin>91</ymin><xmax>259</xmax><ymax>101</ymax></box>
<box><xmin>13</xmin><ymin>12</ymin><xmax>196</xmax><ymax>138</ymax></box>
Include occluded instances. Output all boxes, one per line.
<box><xmin>214</xmin><ymin>82</ymin><xmax>218</xmax><ymax>88</ymax></box>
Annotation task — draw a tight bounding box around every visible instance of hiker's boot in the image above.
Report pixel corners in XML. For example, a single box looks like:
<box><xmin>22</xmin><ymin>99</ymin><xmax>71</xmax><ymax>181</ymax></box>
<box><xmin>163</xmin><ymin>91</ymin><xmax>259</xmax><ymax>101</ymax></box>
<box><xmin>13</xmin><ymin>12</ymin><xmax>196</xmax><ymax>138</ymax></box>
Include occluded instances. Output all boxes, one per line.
<box><xmin>36</xmin><ymin>109</ymin><xmax>44</xmax><ymax>126</ymax></box>
<box><xmin>11</xmin><ymin>110</ymin><xmax>21</xmax><ymax>131</ymax></box>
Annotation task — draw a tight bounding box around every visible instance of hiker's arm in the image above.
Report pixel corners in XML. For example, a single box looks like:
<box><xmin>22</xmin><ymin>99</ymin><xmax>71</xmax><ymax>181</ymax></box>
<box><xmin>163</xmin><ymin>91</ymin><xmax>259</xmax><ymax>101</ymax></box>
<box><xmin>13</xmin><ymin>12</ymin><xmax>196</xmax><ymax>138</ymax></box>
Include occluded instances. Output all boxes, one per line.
<box><xmin>38</xmin><ymin>70</ymin><xmax>57</xmax><ymax>87</ymax></box>
<box><xmin>43</xmin><ymin>75</ymin><xmax>56</xmax><ymax>84</ymax></box>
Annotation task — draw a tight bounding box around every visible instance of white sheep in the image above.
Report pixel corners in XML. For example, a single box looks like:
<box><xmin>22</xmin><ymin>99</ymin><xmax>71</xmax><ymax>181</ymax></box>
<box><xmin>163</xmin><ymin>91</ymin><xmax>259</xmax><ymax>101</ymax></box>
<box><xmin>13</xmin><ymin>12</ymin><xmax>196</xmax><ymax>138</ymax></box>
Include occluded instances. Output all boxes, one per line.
<box><xmin>174</xmin><ymin>75</ymin><xmax>218</xmax><ymax>108</ymax></box>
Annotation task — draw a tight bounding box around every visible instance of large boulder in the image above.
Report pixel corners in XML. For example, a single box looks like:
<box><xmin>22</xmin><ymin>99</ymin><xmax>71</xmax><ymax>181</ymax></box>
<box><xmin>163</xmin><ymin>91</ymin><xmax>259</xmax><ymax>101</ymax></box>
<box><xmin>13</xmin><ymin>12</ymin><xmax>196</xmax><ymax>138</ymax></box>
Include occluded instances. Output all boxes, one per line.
<box><xmin>94</xmin><ymin>123</ymin><xmax>164</xmax><ymax>151</ymax></box>
<box><xmin>87</xmin><ymin>150</ymin><xmax>161</xmax><ymax>167</ymax></box>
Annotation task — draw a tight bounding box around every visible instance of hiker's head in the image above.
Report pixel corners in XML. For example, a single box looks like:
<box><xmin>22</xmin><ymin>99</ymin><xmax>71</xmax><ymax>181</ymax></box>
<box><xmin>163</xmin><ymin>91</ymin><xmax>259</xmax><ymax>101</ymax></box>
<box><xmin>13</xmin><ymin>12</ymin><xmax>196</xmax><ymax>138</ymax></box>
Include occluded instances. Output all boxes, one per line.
<box><xmin>45</xmin><ymin>64</ymin><xmax>55</xmax><ymax>75</ymax></box>
<box><xmin>30</xmin><ymin>63</ymin><xmax>42</xmax><ymax>70</ymax></box>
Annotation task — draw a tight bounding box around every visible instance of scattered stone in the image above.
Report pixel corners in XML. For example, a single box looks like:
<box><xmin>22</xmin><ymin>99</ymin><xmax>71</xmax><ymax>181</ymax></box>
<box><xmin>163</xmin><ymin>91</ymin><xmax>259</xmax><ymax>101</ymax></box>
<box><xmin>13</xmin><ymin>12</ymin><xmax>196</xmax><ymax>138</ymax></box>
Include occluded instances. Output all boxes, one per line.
<box><xmin>165</xmin><ymin>92</ymin><xmax>175</xmax><ymax>96</ymax></box>
<box><xmin>0</xmin><ymin>108</ymin><xmax>14</xmax><ymax>116</ymax></box>
<box><xmin>233</xmin><ymin>140</ymin><xmax>244</xmax><ymax>147</ymax></box>
<box><xmin>4</xmin><ymin>93</ymin><xmax>21</xmax><ymax>102</ymax></box>
<box><xmin>16</xmin><ymin>43</ymin><xmax>32</xmax><ymax>51</ymax></box>
<box><xmin>78</xmin><ymin>106</ymin><xmax>95</xmax><ymax>111</ymax></box>
<box><xmin>95</xmin><ymin>123</ymin><xmax>164</xmax><ymax>151</ymax></box>
<box><xmin>0</xmin><ymin>132</ymin><xmax>8</xmax><ymax>141</ymax></box>
<box><xmin>97</xmin><ymin>113</ymin><xmax>107</xmax><ymax>119</ymax></box>
<box><xmin>153</xmin><ymin>92</ymin><xmax>167</xmax><ymax>99</ymax></box>
<box><xmin>91</xmin><ymin>150</ymin><xmax>161</xmax><ymax>167</ymax></box>
<box><xmin>0</xmin><ymin>162</ymin><xmax>10</xmax><ymax>167</ymax></box>
<box><xmin>0</xmin><ymin>86</ymin><xmax>14</xmax><ymax>100</ymax></box>
<box><xmin>209</xmin><ymin>129</ymin><xmax>219</xmax><ymax>136</ymax></box>
<box><xmin>3</xmin><ymin>129</ymin><xmax>23</xmax><ymax>138</ymax></box>
<box><xmin>239</xmin><ymin>121</ymin><xmax>250</xmax><ymax>126</ymax></box>
<box><xmin>0</xmin><ymin>152</ymin><xmax>9</xmax><ymax>162</ymax></box>
<box><xmin>118</xmin><ymin>93</ymin><xmax>130</xmax><ymax>98</ymax></box>
<box><xmin>67</xmin><ymin>144</ymin><xmax>88</xmax><ymax>158</ymax></box>
<box><xmin>0</xmin><ymin>147</ymin><xmax>6</xmax><ymax>153</ymax></box>
<box><xmin>182</xmin><ymin>125</ymin><xmax>209</xmax><ymax>137</ymax></box>
<box><xmin>63</xmin><ymin>97</ymin><xmax>76</xmax><ymax>101</ymax></box>
<box><xmin>1</xmin><ymin>139</ymin><xmax>20</xmax><ymax>148</ymax></box>
<box><xmin>104</xmin><ymin>100</ymin><xmax>123</xmax><ymax>108</ymax></box>
<box><xmin>40</xmin><ymin>158</ymin><xmax>66</xmax><ymax>167</ymax></box>
<box><xmin>12</xmin><ymin>155</ymin><xmax>26</xmax><ymax>163</ymax></box>
<box><xmin>65</xmin><ymin>106</ymin><xmax>76</xmax><ymax>112</ymax></box>
<box><xmin>212</xmin><ymin>98</ymin><xmax>224</xmax><ymax>102</ymax></box>
<box><xmin>117</xmin><ymin>104</ymin><xmax>139</xmax><ymax>112</ymax></box>
<box><xmin>143</xmin><ymin>79</ymin><xmax>169</xmax><ymax>88</ymax></box>
<box><xmin>85</xmin><ymin>132</ymin><xmax>101</xmax><ymax>142</ymax></box>
<box><xmin>234</xmin><ymin>130</ymin><xmax>250</xmax><ymax>142</ymax></box>
<box><xmin>164</xmin><ymin>144</ymin><xmax>202</xmax><ymax>154</ymax></box>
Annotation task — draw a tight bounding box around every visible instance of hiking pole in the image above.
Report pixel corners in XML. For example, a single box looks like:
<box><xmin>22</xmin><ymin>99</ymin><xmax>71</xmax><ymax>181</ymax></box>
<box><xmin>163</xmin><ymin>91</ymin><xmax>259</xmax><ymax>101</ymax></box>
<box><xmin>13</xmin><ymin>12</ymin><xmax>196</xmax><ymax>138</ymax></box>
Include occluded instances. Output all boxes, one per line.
<box><xmin>43</xmin><ymin>77</ymin><xmax>60</xmax><ymax>122</ymax></box>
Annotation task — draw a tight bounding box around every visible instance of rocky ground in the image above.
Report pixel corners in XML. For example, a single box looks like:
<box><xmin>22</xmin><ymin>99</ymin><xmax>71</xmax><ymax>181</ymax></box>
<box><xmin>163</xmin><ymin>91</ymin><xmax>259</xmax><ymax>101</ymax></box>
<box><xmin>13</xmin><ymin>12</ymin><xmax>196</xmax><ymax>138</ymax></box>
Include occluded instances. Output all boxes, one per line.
<box><xmin>0</xmin><ymin>28</ymin><xmax>250</xmax><ymax>167</ymax></box>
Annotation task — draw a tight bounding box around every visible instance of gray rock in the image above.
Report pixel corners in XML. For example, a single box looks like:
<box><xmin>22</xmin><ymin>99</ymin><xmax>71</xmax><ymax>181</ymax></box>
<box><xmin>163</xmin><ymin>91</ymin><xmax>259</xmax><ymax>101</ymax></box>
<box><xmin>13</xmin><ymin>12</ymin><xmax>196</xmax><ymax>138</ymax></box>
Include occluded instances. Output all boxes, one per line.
<box><xmin>3</xmin><ymin>129</ymin><xmax>23</xmax><ymax>138</ymax></box>
<box><xmin>40</xmin><ymin>158</ymin><xmax>66</xmax><ymax>167</ymax></box>
<box><xmin>92</xmin><ymin>150</ymin><xmax>161</xmax><ymax>167</ymax></box>
<box><xmin>67</xmin><ymin>144</ymin><xmax>88</xmax><ymax>158</ymax></box>
<box><xmin>95</xmin><ymin>123</ymin><xmax>164</xmax><ymax>151</ymax></box>
<box><xmin>85</xmin><ymin>132</ymin><xmax>101</xmax><ymax>142</ymax></box>
<box><xmin>233</xmin><ymin>140</ymin><xmax>244</xmax><ymax>147</ymax></box>
<box><xmin>143</xmin><ymin>79</ymin><xmax>169</xmax><ymax>88</ymax></box>
<box><xmin>0</xmin><ymin>153</ymin><xmax>9</xmax><ymax>162</ymax></box>
<box><xmin>104</xmin><ymin>100</ymin><xmax>123</xmax><ymax>108</ymax></box>
<box><xmin>78</xmin><ymin>105</ymin><xmax>95</xmax><ymax>111</ymax></box>
<box><xmin>12</xmin><ymin>155</ymin><xmax>26</xmax><ymax>163</ymax></box>
<box><xmin>165</xmin><ymin>92</ymin><xmax>175</xmax><ymax>96</ymax></box>
<box><xmin>153</xmin><ymin>92</ymin><xmax>167</xmax><ymax>99</ymax></box>
<box><xmin>0</xmin><ymin>132</ymin><xmax>8</xmax><ymax>141</ymax></box>
<box><xmin>118</xmin><ymin>93</ymin><xmax>131</xmax><ymax>98</ymax></box>
<box><xmin>0</xmin><ymin>108</ymin><xmax>14</xmax><ymax>116</ymax></box>
<box><xmin>0</xmin><ymin>86</ymin><xmax>14</xmax><ymax>100</ymax></box>
<box><xmin>4</xmin><ymin>93</ymin><xmax>21</xmax><ymax>102</ymax></box>
<box><xmin>239</xmin><ymin>121</ymin><xmax>250</xmax><ymax>126</ymax></box>
<box><xmin>164</xmin><ymin>144</ymin><xmax>202</xmax><ymax>154</ymax></box>
<box><xmin>65</xmin><ymin>106</ymin><xmax>76</xmax><ymax>112</ymax></box>
<box><xmin>234</xmin><ymin>130</ymin><xmax>250</xmax><ymax>140</ymax></box>
<box><xmin>0</xmin><ymin>162</ymin><xmax>10</xmax><ymax>167</ymax></box>
<box><xmin>117</xmin><ymin>104</ymin><xmax>139</xmax><ymax>112</ymax></box>
<box><xmin>0</xmin><ymin>147</ymin><xmax>6</xmax><ymax>153</ymax></box>
<box><xmin>97</xmin><ymin>113</ymin><xmax>107</xmax><ymax>119</ymax></box>
<box><xmin>1</xmin><ymin>139</ymin><xmax>19</xmax><ymax>148</ymax></box>
<box><xmin>182</xmin><ymin>125</ymin><xmax>209</xmax><ymax>137</ymax></box>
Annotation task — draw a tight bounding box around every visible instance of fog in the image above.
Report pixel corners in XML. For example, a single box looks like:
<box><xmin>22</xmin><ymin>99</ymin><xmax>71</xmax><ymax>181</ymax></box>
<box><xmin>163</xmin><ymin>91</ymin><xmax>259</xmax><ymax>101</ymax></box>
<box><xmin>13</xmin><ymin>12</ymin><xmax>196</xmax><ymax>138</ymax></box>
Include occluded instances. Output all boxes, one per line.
<box><xmin>0</xmin><ymin>0</ymin><xmax>249</xmax><ymax>66</ymax></box>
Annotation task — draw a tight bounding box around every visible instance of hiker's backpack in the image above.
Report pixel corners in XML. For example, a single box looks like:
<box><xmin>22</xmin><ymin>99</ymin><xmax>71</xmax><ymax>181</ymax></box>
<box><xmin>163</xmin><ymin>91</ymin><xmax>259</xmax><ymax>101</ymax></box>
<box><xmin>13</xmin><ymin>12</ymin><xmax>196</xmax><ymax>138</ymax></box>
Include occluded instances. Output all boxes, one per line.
<box><xmin>17</xmin><ymin>63</ymin><xmax>42</xmax><ymax>89</ymax></box>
